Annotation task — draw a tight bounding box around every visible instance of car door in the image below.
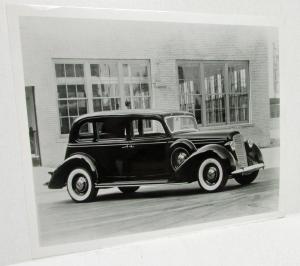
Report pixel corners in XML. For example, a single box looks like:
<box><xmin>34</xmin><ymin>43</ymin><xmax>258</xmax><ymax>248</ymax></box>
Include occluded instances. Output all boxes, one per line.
<box><xmin>84</xmin><ymin>117</ymin><xmax>131</xmax><ymax>182</ymax></box>
<box><xmin>126</xmin><ymin>117</ymin><xmax>171</xmax><ymax>180</ymax></box>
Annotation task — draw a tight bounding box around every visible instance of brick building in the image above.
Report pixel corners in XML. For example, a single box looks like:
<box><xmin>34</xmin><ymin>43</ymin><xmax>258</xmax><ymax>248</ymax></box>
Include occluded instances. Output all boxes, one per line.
<box><xmin>20</xmin><ymin>17</ymin><xmax>277</xmax><ymax>167</ymax></box>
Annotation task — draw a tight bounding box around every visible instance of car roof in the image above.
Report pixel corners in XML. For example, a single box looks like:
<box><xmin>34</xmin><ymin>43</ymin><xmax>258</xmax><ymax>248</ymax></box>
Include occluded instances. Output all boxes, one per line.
<box><xmin>73</xmin><ymin>109</ymin><xmax>193</xmax><ymax>123</ymax></box>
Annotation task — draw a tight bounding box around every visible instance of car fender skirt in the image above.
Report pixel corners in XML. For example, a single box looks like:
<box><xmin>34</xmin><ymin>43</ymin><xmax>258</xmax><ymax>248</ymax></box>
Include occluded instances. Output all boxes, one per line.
<box><xmin>174</xmin><ymin>144</ymin><xmax>236</xmax><ymax>182</ymax></box>
<box><xmin>48</xmin><ymin>153</ymin><xmax>98</xmax><ymax>189</ymax></box>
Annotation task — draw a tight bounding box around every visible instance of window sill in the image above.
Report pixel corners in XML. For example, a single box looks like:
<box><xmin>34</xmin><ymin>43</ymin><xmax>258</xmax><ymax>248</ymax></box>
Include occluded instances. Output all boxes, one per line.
<box><xmin>199</xmin><ymin>123</ymin><xmax>254</xmax><ymax>131</ymax></box>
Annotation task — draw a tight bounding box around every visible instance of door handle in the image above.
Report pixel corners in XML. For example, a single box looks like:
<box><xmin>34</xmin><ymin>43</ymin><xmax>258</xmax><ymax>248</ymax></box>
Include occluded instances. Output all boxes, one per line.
<box><xmin>121</xmin><ymin>144</ymin><xmax>135</xmax><ymax>149</ymax></box>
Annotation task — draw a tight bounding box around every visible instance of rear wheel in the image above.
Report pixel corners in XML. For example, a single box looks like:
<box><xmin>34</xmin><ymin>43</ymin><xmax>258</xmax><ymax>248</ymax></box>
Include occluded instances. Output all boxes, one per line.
<box><xmin>118</xmin><ymin>186</ymin><xmax>139</xmax><ymax>194</ymax></box>
<box><xmin>67</xmin><ymin>168</ymin><xmax>98</xmax><ymax>202</ymax></box>
<box><xmin>198</xmin><ymin>157</ymin><xmax>228</xmax><ymax>192</ymax></box>
<box><xmin>234</xmin><ymin>171</ymin><xmax>259</xmax><ymax>185</ymax></box>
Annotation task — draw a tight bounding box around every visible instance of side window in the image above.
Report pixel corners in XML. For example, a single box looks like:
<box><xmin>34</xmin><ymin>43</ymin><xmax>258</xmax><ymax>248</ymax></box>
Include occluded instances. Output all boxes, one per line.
<box><xmin>78</xmin><ymin>121</ymin><xmax>94</xmax><ymax>142</ymax></box>
<box><xmin>132</xmin><ymin>119</ymin><xmax>166</xmax><ymax>139</ymax></box>
<box><xmin>95</xmin><ymin>118</ymin><xmax>127</xmax><ymax>141</ymax></box>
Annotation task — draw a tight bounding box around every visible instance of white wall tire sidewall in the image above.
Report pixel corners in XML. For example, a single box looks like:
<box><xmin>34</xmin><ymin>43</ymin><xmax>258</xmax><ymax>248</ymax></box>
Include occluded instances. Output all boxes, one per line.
<box><xmin>198</xmin><ymin>158</ymin><xmax>223</xmax><ymax>192</ymax></box>
<box><xmin>67</xmin><ymin>168</ymin><xmax>93</xmax><ymax>202</ymax></box>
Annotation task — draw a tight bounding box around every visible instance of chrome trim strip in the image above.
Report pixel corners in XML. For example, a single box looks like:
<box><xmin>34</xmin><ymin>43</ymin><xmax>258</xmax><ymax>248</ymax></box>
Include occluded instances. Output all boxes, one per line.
<box><xmin>231</xmin><ymin>163</ymin><xmax>264</xmax><ymax>175</ymax></box>
<box><xmin>68</xmin><ymin>141</ymin><xmax>169</xmax><ymax>148</ymax></box>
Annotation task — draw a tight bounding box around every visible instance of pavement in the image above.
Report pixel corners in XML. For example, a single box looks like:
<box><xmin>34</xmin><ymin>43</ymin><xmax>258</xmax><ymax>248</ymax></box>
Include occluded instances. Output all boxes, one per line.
<box><xmin>261</xmin><ymin>146</ymin><xmax>280</xmax><ymax>169</ymax></box>
<box><xmin>33</xmin><ymin>147</ymin><xmax>279</xmax><ymax>247</ymax></box>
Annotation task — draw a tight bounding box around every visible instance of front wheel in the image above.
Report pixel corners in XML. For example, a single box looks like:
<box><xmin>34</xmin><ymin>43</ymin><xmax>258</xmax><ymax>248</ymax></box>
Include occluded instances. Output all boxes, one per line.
<box><xmin>118</xmin><ymin>186</ymin><xmax>139</xmax><ymax>194</ymax></box>
<box><xmin>198</xmin><ymin>158</ymin><xmax>228</xmax><ymax>192</ymax></box>
<box><xmin>67</xmin><ymin>168</ymin><xmax>98</xmax><ymax>203</ymax></box>
<box><xmin>234</xmin><ymin>171</ymin><xmax>259</xmax><ymax>185</ymax></box>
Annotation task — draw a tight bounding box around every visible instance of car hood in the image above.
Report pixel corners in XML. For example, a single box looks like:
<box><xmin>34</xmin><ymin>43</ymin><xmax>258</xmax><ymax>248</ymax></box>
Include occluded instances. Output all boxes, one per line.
<box><xmin>172</xmin><ymin>129</ymin><xmax>240</xmax><ymax>141</ymax></box>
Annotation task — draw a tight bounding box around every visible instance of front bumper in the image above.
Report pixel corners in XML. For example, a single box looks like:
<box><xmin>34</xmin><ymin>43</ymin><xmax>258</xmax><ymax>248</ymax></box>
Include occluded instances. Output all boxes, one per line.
<box><xmin>231</xmin><ymin>163</ymin><xmax>264</xmax><ymax>176</ymax></box>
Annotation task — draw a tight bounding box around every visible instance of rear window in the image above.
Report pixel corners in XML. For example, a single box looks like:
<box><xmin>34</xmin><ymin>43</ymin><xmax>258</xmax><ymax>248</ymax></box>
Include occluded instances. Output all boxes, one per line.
<box><xmin>78</xmin><ymin>121</ymin><xmax>94</xmax><ymax>142</ymax></box>
<box><xmin>76</xmin><ymin>118</ymin><xmax>128</xmax><ymax>142</ymax></box>
<box><xmin>95</xmin><ymin>119</ymin><xmax>127</xmax><ymax>140</ymax></box>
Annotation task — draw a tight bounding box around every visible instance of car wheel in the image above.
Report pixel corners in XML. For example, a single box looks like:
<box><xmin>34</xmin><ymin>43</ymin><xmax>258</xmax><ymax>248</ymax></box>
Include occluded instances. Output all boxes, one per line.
<box><xmin>198</xmin><ymin>157</ymin><xmax>228</xmax><ymax>192</ymax></box>
<box><xmin>170</xmin><ymin>146</ymin><xmax>190</xmax><ymax>171</ymax></box>
<box><xmin>234</xmin><ymin>171</ymin><xmax>259</xmax><ymax>185</ymax></box>
<box><xmin>67</xmin><ymin>168</ymin><xmax>98</xmax><ymax>202</ymax></box>
<box><xmin>118</xmin><ymin>186</ymin><xmax>139</xmax><ymax>194</ymax></box>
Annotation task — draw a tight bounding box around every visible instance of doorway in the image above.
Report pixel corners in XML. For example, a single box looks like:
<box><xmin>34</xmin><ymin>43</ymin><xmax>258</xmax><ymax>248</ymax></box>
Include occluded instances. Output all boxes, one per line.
<box><xmin>25</xmin><ymin>86</ymin><xmax>41</xmax><ymax>166</ymax></box>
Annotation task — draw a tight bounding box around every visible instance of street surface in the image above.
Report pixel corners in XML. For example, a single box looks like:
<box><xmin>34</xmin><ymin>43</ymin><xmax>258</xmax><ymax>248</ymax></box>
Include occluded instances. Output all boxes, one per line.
<box><xmin>33</xmin><ymin>164</ymin><xmax>279</xmax><ymax>246</ymax></box>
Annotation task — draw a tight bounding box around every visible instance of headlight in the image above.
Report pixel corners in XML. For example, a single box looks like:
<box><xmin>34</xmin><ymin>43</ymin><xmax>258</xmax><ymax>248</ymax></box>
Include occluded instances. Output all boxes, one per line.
<box><xmin>247</xmin><ymin>139</ymin><xmax>254</xmax><ymax>148</ymax></box>
<box><xmin>225</xmin><ymin>140</ymin><xmax>235</xmax><ymax>151</ymax></box>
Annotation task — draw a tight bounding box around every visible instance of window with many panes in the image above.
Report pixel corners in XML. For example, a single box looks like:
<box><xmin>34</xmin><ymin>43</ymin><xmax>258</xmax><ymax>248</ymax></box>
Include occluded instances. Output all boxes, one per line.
<box><xmin>123</xmin><ymin>62</ymin><xmax>151</xmax><ymax>109</ymax></box>
<box><xmin>177</xmin><ymin>61</ymin><xmax>249</xmax><ymax>126</ymax></box>
<box><xmin>90</xmin><ymin>62</ymin><xmax>121</xmax><ymax>111</ymax></box>
<box><xmin>55</xmin><ymin>60</ymin><xmax>151</xmax><ymax>134</ymax></box>
<box><xmin>178</xmin><ymin>63</ymin><xmax>202</xmax><ymax>124</ymax></box>
<box><xmin>55</xmin><ymin>63</ymin><xmax>88</xmax><ymax>134</ymax></box>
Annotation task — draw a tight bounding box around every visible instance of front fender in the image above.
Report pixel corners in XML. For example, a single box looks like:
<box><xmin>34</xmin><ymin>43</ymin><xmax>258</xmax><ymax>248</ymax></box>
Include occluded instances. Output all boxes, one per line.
<box><xmin>174</xmin><ymin>144</ymin><xmax>236</xmax><ymax>182</ymax></box>
<box><xmin>48</xmin><ymin>153</ymin><xmax>98</xmax><ymax>189</ymax></box>
<box><xmin>244</xmin><ymin>142</ymin><xmax>264</xmax><ymax>165</ymax></box>
<box><xmin>169</xmin><ymin>139</ymin><xmax>197</xmax><ymax>153</ymax></box>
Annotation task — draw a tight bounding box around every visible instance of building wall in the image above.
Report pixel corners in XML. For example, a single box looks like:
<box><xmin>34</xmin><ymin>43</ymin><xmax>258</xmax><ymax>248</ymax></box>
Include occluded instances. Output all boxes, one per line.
<box><xmin>20</xmin><ymin>17</ymin><xmax>271</xmax><ymax>167</ymax></box>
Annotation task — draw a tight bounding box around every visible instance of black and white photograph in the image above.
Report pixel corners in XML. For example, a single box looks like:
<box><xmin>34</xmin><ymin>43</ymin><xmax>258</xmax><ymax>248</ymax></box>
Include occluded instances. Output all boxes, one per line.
<box><xmin>7</xmin><ymin>0</ymin><xmax>300</xmax><ymax>265</ymax></box>
<box><xmin>18</xmin><ymin>14</ymin><xmax>281</xmax><ymax>248</ymax></box>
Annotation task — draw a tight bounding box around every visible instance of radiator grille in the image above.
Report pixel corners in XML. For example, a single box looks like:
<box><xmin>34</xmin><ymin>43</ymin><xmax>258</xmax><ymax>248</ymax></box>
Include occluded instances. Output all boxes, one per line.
<box><xmin>233</xmin><ymin>134</ymin><xmax>248</xmax><ymax>168</ymax></box>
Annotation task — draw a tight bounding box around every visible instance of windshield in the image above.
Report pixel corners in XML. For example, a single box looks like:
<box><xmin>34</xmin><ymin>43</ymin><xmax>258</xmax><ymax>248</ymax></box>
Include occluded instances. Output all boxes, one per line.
<box><xmin>165</xmin><ymin>115</ymin><xmax>198</xmax><ymax>133</ymax></box>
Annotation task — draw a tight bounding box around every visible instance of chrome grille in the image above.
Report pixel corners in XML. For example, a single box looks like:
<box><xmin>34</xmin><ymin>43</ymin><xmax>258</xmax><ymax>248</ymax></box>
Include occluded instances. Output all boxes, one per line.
<box><xmin>233</xmin><ymin>134</ymin><xmax>248</xmax><ymax>168</ymax></box>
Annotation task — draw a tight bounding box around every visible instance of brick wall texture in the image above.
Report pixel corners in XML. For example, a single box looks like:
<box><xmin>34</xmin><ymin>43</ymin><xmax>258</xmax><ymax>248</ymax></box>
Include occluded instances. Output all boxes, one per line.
<box><xmin>20</xmin><ymin>17</ymin><xmax>272</xmax><ymax>167</ymax></box>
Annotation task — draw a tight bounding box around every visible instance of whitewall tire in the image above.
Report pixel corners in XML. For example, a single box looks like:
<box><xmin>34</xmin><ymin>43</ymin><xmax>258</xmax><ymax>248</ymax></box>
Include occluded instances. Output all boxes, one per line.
<box><xmin>198</xmin><ymin>158</ymin><xmax>228</xmax><ymax>192</ymax></box>
<box><xmin>67</xmin><ymin>168</ymin><xmax>98</xmax><ymax>202</ymax></box>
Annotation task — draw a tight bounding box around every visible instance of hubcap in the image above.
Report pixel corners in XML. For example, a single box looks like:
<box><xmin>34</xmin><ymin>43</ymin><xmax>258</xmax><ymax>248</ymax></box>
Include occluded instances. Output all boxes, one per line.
<box><xmin>75</xmin><ymin>176</ymin><xmax>88</xmax><ymax>193</ymax></box>
<box><xmin>203</xmin><ymin>164</ymin><xmax>220</xmax><ymax>185</ymax></box>
<box><xmin>207</xmin><ymin>167</ymin><xmax>217</xmax><ymax>181</ymax></box>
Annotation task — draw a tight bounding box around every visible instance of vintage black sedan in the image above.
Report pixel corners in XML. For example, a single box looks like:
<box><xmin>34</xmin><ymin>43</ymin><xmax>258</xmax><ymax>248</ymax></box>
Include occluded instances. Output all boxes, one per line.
<box><xmin>48</xmin><ymin>110</ymin><xmax>264</xmax><ymax>202</ymax></box>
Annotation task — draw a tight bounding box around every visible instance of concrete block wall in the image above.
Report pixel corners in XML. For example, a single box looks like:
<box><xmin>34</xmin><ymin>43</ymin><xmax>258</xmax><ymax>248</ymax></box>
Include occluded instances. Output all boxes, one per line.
<box><xmin>20</xmin><ymin>17</ymin><xmax>272</xmax><ymax>167</ymax></box>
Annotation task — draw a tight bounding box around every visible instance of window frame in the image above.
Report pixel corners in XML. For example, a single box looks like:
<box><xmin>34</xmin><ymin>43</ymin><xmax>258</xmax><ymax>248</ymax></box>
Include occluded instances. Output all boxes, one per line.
<box><xmin>53</xmin><ymin>59</ymin><xmax>152</xmax><ymax>137</ymax></box>
<box><xmin>129</xmin><ymin>117</ymin><xmax>168</xmax><ymax>140</ymax></box>
<box><xmin>87</xmin><ymin>59</ymin><xmax>152</xmax><ymax>111</ymax></box>
<box><xmin>176</xmin><ymin>60</ymin><xmax>251</xmax><ymax>127</ymax></box>
<box><xmin>53</xmin><ymin>60</ymin><xmax>89</xmax><ymax>136</ymax></box>
<box><xmin>75</xmin><ymin>118</ymin><xmax>130</xmax><ymax>143</ymax></box>
<box><xmin>164</xmin><ymin>115</ymin><xmax>198</xmax><ymax>133</ymax></box>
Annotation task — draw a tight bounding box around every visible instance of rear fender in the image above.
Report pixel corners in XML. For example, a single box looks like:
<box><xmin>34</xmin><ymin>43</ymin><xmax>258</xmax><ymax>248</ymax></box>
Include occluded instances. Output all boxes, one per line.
<box><xmin>48</xmin><ymin>153</ymin><xmax>98</xmax><ymax>189</ymax></box>
<box><xmin>174</xmin><ymin>144</ymin><xmax>236</xmax><ymax>182</ymax></box>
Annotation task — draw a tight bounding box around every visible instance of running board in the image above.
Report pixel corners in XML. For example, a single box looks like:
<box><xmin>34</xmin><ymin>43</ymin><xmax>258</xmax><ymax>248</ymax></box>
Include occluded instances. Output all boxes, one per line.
<box><xmin>95</xmin><ymin>180</ymin><xmax>187</xmax><ymax>188</ymax></box>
